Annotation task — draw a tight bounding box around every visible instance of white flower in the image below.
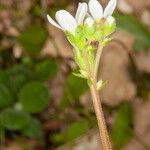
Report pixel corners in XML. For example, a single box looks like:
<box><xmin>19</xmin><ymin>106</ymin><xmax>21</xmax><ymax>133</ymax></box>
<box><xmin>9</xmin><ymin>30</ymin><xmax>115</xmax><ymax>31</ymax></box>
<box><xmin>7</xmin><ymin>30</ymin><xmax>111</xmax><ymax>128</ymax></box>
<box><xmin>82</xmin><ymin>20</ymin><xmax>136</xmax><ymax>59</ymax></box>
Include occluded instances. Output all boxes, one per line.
<box><xmin>47</xmin><ymin>3</ymin><xmax>87</xmax><ymax>35</ymax></box>
<box><xmin>88</xmin><ymin>0</ymin><xmax>117</xmax><ymax>21</ymax></box>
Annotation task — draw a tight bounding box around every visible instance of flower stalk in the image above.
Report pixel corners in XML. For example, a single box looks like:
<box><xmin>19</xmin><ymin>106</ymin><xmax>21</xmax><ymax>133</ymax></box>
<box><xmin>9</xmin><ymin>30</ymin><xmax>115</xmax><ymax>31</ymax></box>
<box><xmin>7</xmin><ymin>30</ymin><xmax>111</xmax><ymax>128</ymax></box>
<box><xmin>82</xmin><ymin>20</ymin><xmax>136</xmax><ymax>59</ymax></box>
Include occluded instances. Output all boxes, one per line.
<box><xmin>83</xmin><ymin>44</ymin><xmax>112</xmax><ymax>150</ymax></box>
<box><xmin>90</xmin><ymin>84</ymin><xmax>112</xmax><ymax>150</ymax></box>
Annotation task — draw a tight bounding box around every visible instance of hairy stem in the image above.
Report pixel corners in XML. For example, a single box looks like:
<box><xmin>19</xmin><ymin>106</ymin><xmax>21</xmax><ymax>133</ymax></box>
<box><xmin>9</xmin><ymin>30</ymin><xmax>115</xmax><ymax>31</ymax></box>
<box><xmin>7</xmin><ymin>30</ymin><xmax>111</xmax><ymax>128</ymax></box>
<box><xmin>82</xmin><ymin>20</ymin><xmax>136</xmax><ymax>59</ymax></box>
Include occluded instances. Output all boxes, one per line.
<box><xmin>90</xmin><ymin>82</ymin><xmax>112</xmax><ymax>150</ymax></box>
<box><xmin>84</xmin><ymin>45</ymin><xmax>112</xmax><ymax>150</ymax></box>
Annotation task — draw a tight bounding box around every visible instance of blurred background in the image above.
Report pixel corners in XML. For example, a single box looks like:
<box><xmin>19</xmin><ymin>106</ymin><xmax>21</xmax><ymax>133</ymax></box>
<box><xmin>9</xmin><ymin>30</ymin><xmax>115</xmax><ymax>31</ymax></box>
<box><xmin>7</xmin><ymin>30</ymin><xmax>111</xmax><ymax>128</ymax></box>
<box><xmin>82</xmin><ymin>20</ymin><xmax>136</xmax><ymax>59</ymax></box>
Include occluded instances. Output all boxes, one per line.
<box><xmin>0</xmin><ymin>0</ymin><xmax>150</xmax><ymax>150</ymax></box>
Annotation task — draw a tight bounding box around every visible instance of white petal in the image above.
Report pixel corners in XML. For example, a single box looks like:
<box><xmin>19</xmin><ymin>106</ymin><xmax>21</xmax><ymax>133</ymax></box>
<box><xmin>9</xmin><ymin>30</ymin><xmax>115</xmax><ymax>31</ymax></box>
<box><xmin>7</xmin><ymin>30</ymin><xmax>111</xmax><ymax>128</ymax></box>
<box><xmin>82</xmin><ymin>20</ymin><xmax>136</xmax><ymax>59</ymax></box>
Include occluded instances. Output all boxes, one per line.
<box><xmin>103</xmin><ymin>0</ymin><xmax>117</xmax><ymax>18</ymax></box>
<box><xmin>85</xmin><ymin>17</ymin><xmax>94</xmax><ymax>27</ymax></box>
<box><xmin>75</xmin><ymin>3</ymin><xmax>88</xmax><ymax>25</ymax></box>
<box><xmin>47</xmin><ymin>15</ymin><xmax>62</xmax><ymax>30</ymax></box>
<box><xmin>75</xmin><ymin>2</ymin><xmax>82</xmax><ymax>20</ymax></box>
<box><xmin>88</xmin><ymin>0</ymin><xmax>103</xmax><ymax>21</ymax></box>
<box><xmin>106</xmin><ymin>16</ymin><xmax>115</xmax><ymax>25</ymax></box>
<box><xmin>55</xmin><ymin>10</ymin><xmax>77</xmax><ymax>34</ymax></box>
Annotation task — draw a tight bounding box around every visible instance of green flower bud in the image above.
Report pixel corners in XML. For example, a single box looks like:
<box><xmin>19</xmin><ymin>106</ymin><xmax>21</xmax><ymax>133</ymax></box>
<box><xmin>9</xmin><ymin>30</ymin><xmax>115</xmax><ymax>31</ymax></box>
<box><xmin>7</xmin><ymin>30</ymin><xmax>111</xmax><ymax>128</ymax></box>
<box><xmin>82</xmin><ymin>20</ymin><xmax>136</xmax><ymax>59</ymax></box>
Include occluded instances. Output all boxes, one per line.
<box><xmin>103</xmin><ymin>16</ymin><xmax>116</xmax><ymax>37</ymax></box>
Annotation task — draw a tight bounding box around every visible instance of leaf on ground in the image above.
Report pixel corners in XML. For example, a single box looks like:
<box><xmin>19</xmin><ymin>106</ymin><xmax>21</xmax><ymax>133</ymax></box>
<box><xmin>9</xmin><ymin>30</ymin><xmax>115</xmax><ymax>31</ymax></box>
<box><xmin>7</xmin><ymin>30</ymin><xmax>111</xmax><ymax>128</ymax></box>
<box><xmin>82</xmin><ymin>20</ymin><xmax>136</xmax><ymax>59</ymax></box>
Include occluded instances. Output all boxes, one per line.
<box><xmin>0</xmin><ymin>84</ymin><xmax>14</xmax><ymax>108</ymax></box>
<box><xmin>65</xmin><ymin>120</ymin><xmax>90</xmax><ymax>142</ymax></box>
<box><xmin>67</xmin><ymin>73</ymin><xmax>88</xmax><ymax>99</ymax></box>
<box><xmin>6</xmin><ymin>64</ymin><xmax>31</xmax><ymax>96</ymax></box>
<box><xmin>111</xmin><ymin>103</ymin><xmax>133</xmax><ymax>150</ymax></box>
<box><xmin>61</xmin><ymin>73</ymin><xmax>88</xmax><ymax>108</ymax></box>
<box><xmin>21</xmin><ymin>116</ymin><xmax>43</xmax><ymax>139</ymax></box>
<box><xmin>18</xmin><ymin>25</ymin><xmax>48</xmax><ymax>56</ymax></box>
<box><xmin>34</xmin><ymin>59</ymin><xmax>58</xmax><ymax>81</ymax></box>
<box><xmin>0</xmin><ymin>108</ymin><xmax>30</xmax><ymax>130</ymax></box>
<box><xmin>18</xmin><ymin>82</ymin><xmax>49</xmax><ymax>113</ymax></box>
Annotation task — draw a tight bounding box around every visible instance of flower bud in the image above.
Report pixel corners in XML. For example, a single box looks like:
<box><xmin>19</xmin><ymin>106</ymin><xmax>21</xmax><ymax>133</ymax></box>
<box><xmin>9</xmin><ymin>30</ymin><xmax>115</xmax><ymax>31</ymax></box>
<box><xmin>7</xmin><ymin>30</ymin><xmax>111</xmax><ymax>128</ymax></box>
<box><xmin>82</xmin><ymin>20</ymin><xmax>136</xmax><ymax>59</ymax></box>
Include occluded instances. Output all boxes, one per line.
<box><xmin>103</xmin><ymin>16</ymin><xmax>116</xmax><ymax>37</ymax></box>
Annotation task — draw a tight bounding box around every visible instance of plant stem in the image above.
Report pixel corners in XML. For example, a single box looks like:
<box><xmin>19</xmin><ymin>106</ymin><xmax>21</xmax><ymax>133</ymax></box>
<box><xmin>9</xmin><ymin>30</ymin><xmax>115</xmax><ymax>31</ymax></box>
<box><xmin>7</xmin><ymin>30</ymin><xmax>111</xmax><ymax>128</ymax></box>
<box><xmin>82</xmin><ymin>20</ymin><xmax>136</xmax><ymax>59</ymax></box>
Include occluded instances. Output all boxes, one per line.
<box><xmin>94</xmin><ymin>43</ymin><xmax>103</xmax><ymax>81</ymax></box>
<box><xmin>84</xmin><ymin>45</ymin><xmax>112</xmax><ymax>150</ymax></box>
<box><xmin>90</xmin><ymin>82</ymin><xmax>112</xmax><ymax>150</ymax></box>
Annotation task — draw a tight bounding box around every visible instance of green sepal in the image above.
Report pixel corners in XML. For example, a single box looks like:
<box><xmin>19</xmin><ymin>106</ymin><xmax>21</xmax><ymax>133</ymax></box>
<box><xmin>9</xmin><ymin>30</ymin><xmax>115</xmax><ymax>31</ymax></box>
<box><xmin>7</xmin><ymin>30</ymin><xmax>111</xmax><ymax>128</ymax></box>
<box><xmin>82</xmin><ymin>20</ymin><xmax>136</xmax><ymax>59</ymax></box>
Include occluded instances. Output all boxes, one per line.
<box><xmin>66</xmin><ymin>26</ymin><xmax>86</xmax><ymax>50</ymax></box>
<box><xmin>73</xmin><ymin>48</ymin><xmax>86</xmax><ymax>70</ymax></box>
<box><xmin>84</xmin><ymin>23</ymin><xmax>104</xmax><ymax>41</ymax></box>
<box><xmin>84</xmin><ymin>23</ymin><xmax>96</xmax><ymax>41</ymax></box>
<box><xmin>97</xmin><ymin>80</ymin><xmax>108</xmax><ymax>91</ymax></box>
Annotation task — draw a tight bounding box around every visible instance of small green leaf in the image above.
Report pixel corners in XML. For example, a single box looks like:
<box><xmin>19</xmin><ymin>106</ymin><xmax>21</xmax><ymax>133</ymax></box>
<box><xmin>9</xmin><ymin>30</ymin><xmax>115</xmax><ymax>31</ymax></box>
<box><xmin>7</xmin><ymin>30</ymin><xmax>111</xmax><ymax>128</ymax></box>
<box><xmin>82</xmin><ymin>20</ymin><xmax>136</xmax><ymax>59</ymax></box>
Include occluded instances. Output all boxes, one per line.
<box><xmin>65</xmin><ymin>120</ymin><xmax>90</xmax><ymax>142</ymax></box>
<box><xmin>34</xmin><ymin>59</ymin><xmax>58</xmax><ymax>81</ymax></box>
<box><xmin>72</xmin><ymin>72</ymin><xmax>86</xmax><ymax>79</ymax></box>
<box><xmin>115</xmin><ymin>13</ymin><xmax>150</xmax><ymax>51</ymax></box>
<box><xmin>18</xmin><ymin>25</ymin><xmax>48</xmax><ymax>56</ymax></box>
<box><xmin>18</xmin><ymin>82</ymin><xmax>49</xmax><ymax>113</ymax></box>
<box><xmin>21</xmin><ymin>117</ymin><xmax>43</xmax><ymax>139</ymax></box>
<box><xmin>0</xmin><ymin>84</ymin><xmax>14</xmax><ymax>108</ymax></box>
<box><xmin>0</xmin><ymin>108</ymin><xmax>30</xmax><ymax>130</ymax></box>
<box><xmin>111</xmin><ymin>103</ymin><xmax>133</xmax><ymax>150</ymax></box>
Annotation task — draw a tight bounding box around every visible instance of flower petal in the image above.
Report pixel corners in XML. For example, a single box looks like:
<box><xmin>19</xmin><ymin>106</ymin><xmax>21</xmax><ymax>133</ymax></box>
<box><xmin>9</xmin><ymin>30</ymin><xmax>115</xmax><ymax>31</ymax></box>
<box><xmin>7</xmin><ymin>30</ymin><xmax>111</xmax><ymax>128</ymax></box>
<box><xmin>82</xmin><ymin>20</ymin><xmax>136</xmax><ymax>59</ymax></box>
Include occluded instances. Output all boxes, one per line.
<box><xmin>55</xmin><ymin>10</ymin><xmax>77</xmax><ymax>34</ymax></box>
<box><xmin>88</xmin><ymin>0</ymin><xmax>103</xmax><ymax>21</ymax></box>
<box><xmin>103</xmin><ymin>0</ymin><xmax>117</xmax><ymax>18</ymax></box>
<box><xmin>85</xmin><ymin>17</ymin><xmax>94</xmax><ymax>27</ymax></box>
<box><xmin>75</xmin><ymin>2</ymin><xmax>82</xmax><ymax>20</ymax></box>
<box><xmin>47</xmin><ymin>15</ymin><xmax>62</xmax><ymax>30</ymax></box>
<box><xmin>75</xmin><ymin>3</ymin><xmax>88</xmax><ymax>25</ymax></box>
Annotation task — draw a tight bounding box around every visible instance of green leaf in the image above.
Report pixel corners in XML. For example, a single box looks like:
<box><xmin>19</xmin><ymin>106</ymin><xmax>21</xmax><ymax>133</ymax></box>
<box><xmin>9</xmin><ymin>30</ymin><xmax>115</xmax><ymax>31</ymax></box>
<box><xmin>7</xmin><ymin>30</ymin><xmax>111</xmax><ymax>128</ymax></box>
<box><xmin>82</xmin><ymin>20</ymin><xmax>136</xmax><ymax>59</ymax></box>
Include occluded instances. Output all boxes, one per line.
<box><xmin>0</xmin><ymin>84</ymin><xmax>14</xmax><ymax>108</ymax></box>
<box><xmin>72</xmin><ymin>72</ymin><xmax>86</xmax><ymax>79</ymax></box>
<box><xmin>21</xmin><ymin>117</ymin><xmax>43</xmax><ymax>139</ymax></box>
<box><xmin>18</xmin><ymin>82</ymin><xmax>49</xmax><ymax>113</ymax></box>
<box><xmin>115</xmin><ymin>13</ymin><xmax>150</xmax><ymax>51</ymax></box>
<box><xmin>0</xmin><ymin>108</ymin><xmax>30</xmax><ymax>130</ymax></box>
<box><xmin>6</xmin><ymin>65</ymin><xmax>31</xmax><ymax>96</ymax></box>
<box><xmin>65</xmin><ymin>120</ymin><xmax>90</xmax><ymax>142</ymax></box>
<box><xmin>34</xmin><ymin>59</ymin><xmax>58</xmax><ymax>81</ymax></box>
<box><xmin>111</xmin><ymin>103</ymin><xmax>133</xmax><ymax>150</ymax></box>
<box><xmin>67</xmin><ymin>73</ymin><xmax>88</xmax><ymax>99</ymax></box>
<box><xmin>60</xmin><ymin>72</ymin><xmax>88</xmax><ymax>108</ymax></box>
<box><xmin>18</xmin><ymin>25</ymin><xmax>48</xmax><ymax>56</ymax></box>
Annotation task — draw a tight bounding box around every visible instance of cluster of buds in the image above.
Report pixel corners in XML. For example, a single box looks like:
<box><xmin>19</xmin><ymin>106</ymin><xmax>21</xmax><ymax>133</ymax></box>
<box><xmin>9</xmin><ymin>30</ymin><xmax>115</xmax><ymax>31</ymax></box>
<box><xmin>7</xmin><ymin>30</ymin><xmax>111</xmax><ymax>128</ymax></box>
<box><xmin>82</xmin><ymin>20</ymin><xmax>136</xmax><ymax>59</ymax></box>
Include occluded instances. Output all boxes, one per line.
<box><xmin>47</xmin><ymin>0</ymin><xmax>117</xmax><ymax>89</ymax></box>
